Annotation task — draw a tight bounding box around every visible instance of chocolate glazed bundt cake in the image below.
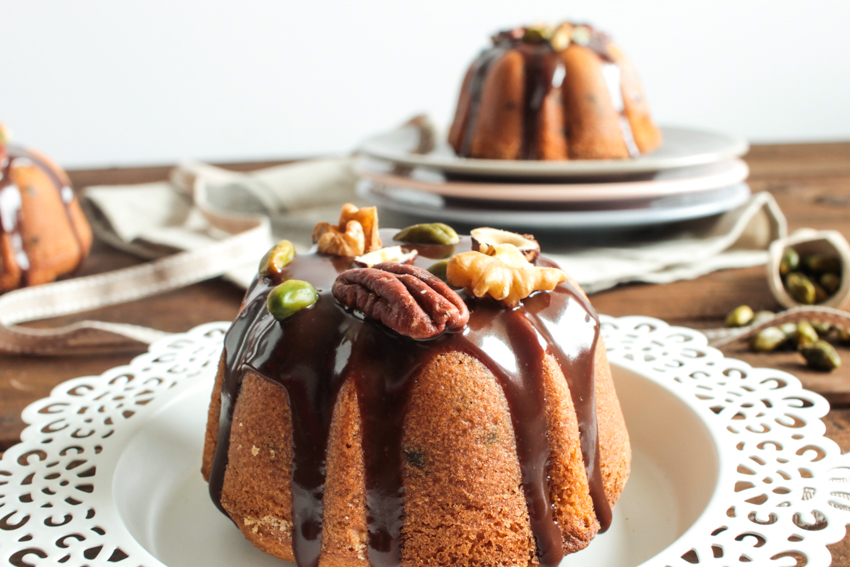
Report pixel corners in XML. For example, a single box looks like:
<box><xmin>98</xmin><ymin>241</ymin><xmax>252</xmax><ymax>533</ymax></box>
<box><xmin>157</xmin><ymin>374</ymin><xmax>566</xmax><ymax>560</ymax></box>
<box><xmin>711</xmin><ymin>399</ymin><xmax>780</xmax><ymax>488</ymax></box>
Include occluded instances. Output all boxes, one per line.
<box><xmin>0</xmin><ymin>126</ymin><xmax>92</xmax><ymax>291</ymax></box>
<box><xmin>202</xmin><ymin>206</ymin><xmax>631</xmax><ymax>567</ymax></box>
<box><xmin>449</xmin><ymin>22</ymin><xmax>662</xmax><ymax>160</ymax></box>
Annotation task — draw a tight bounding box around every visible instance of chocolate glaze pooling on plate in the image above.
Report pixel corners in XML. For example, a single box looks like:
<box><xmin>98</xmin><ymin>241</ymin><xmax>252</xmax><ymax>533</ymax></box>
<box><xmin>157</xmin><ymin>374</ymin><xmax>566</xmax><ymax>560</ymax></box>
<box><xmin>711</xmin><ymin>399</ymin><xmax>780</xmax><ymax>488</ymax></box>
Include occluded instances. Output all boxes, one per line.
<box><xmin>209</xmin><ymin>229</ymin><xmax>611</xmax><ymax>567</ymax></box>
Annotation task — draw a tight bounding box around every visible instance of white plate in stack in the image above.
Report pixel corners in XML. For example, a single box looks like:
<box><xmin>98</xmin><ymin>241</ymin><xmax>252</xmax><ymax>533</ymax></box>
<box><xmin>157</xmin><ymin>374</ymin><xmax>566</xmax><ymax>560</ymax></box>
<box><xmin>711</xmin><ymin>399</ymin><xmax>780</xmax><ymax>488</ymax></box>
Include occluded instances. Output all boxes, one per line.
<box><xmin>356</xmin><ymin>124</ymin><xmax>751</xmax><ymax>229</ymax></box>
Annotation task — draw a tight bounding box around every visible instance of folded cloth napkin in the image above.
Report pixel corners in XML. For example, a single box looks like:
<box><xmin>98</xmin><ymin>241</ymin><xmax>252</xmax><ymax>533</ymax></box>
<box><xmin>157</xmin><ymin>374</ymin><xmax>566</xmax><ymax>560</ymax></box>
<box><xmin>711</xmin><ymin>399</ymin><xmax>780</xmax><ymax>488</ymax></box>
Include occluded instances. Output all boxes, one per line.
<box><xmin>87</xmin><ymin>159</ymin><xmax>787</xmax><ymax>293</ymax></box>
<box><xmin>548</xmin><ymin>191</ymin><xmax>787</xmax><ymax>293</ymax></box>
<box><xmin>0</xmin><ymin>157</ymin><xmax>787</xmax><ymax>355</ymax></box>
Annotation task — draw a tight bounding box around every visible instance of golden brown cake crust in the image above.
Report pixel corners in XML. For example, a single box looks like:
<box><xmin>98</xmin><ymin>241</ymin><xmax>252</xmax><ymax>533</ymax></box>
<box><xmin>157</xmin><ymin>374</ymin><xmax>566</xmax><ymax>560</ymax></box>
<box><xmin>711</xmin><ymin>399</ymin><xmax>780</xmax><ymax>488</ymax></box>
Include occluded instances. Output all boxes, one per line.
<box><xmin>219</xmin><ymin>372</ymin><xmax>296</xmax><ymax>562</ymax></box>
<box><xmin>448</xmin><ymin>23</ymin><xmax>662</xmax><ymax>161</ymax></box>
<box><xmin>202</xmin><ymin>230</ymin><xmax>631</xmax><ymax>566</ymax></box>
<box><xmin>202</xmin><ymin>342</ymin><xmax>630</xmax><ymax>566</ymax></box>
<box><xmin>467</xmin><ymin>50</ymin><xmax>525</xmax><ymax>160</ymax></box>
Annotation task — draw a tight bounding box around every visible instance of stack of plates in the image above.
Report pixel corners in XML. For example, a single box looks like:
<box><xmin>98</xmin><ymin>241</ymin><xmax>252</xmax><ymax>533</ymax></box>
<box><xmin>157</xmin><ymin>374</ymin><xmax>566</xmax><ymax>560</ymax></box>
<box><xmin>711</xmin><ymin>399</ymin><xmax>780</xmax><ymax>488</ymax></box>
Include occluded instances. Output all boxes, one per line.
<box><xmin>356</xmin><ymin>125</ymin><xmax>750</xmax><ymax>229</ymax></box>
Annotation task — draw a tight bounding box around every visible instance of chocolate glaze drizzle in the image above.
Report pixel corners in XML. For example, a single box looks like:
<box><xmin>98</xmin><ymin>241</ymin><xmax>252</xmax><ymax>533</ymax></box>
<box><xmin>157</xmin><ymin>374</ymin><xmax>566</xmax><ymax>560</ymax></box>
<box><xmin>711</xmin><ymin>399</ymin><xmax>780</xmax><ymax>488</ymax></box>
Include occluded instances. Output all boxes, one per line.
<box><xmin>457</xmin><ymin>24</ymin><xmax>638</xmax><ymax>159</ymax></box>
<box><xmin>209</xmin><ymin>230</ymin><xmax>611</xmax><ymax>567</ymax></box>
<box><xmin>0</xmin><ymin>145</ymin><xmax>84</xmax><ymax>286</ymax></box>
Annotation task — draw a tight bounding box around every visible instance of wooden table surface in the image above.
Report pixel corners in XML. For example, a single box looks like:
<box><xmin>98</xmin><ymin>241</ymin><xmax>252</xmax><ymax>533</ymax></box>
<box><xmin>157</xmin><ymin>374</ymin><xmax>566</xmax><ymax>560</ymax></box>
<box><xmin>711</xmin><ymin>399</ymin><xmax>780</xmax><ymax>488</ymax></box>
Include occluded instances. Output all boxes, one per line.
<box><xmin>2</xmin><ymin>143</ymin><xmax>850</xmax><ymax>563</ymax></box>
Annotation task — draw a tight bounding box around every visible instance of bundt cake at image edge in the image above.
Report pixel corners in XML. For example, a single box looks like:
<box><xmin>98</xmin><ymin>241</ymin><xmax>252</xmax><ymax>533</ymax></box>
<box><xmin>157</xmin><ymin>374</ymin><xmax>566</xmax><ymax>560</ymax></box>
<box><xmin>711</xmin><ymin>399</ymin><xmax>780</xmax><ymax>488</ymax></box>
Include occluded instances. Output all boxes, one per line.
<box><xmin>448</xmin><ymin>22</ymin><xmax>662</xmax><ymax>161</ymax></box>
<box><xmin>0</xmin><ymin>136</ymin><xmax>92</xmax><ymax>291</ymax></box>
<box><xmin>202</xmin><ymin>208</ymin><xmax>631</xmax><ymax>567</ymax></box>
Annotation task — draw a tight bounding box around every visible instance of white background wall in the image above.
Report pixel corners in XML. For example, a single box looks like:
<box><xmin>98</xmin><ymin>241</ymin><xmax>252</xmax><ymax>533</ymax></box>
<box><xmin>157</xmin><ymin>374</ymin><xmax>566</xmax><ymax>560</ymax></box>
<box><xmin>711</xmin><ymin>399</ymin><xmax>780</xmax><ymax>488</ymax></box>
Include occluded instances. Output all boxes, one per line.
<box><xmin>2</xmin><ymin>0</ymin><xmax>849</xmax><ymax>168</ymax></box>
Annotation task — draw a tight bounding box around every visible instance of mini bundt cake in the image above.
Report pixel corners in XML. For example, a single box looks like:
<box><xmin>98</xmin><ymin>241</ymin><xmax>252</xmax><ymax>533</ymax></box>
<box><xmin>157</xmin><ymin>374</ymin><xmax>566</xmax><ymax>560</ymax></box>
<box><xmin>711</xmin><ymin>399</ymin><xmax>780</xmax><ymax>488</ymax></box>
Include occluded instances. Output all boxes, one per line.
<box><xmin>0</xmin><ymin>126</ymin><xmax>92</xmax><ymax>291</ymax></box>
<box><xmin>202</xmin><ymin>206</ymin><xmax>631</xmax><ymax>567</ymax></box>
<box><xmin>449</xmin><ymin>22</ymin><xmax>662</xmax><ymax>160</ymax></box>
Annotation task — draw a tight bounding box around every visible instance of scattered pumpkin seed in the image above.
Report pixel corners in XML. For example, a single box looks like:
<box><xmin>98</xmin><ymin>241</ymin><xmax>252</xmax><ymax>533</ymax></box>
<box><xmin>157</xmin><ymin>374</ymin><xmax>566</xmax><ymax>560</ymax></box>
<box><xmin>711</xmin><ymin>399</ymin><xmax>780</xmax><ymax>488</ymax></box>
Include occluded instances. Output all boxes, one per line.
<box><xmin>750</xmin><ymin>327</ymin><xmax>788</xmax><ymax>353</ymax></box>
<box><xmin>811</xmin><ymin>321</ymin><xmax>833</xmax><ymax>336</ymax></box>
<box><xmin>791</xmin><ymin>322</ymin><xmax>819</xmax><ymax>348</ymax></box>
<box><xmin>800</xmin><ymin>340</ymin><xmax>841</xmax><ymax>371</ymax></box>
<box><xmin>725</xmin><ymin>305</ymin><xmax>754</xmax><ymax>328</ymax></box>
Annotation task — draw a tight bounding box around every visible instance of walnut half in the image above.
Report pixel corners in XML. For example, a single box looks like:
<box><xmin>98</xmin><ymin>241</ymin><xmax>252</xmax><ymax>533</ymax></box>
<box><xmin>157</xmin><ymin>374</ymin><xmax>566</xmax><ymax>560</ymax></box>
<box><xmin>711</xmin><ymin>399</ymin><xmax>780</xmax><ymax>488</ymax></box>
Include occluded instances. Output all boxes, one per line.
<box><xmin>312</xmin><ymin>203</ymin><xmax>382</xmax><ymax>256</ymax></box>
<box><xmin>446</xmin><ymin>244</ymin><xmax>566</xmax><ymax>307</ymax></box>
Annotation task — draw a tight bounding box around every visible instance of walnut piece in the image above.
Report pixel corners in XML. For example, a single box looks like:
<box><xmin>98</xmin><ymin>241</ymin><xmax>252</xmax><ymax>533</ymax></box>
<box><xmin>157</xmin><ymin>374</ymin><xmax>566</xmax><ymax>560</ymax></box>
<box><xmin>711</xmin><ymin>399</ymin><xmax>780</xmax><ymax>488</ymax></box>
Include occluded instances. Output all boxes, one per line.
<box><xmin>447</xmin><ymin>244</ymin><xmax>566</xmax><ymax>307</ymax></box>
<box><xmin>470</xmin><ymin>227</ymin><xmax>540</xmax><ymax>263</ymax></box>
<box><xmin>332</xmin><ymin>262</ymin><xmax>469</xmax><ymax>339</ymax></box>
<box><xmin>312</xmin><ymin>203</ymin><xmax>382</xmax><ymax>256</ymax></box>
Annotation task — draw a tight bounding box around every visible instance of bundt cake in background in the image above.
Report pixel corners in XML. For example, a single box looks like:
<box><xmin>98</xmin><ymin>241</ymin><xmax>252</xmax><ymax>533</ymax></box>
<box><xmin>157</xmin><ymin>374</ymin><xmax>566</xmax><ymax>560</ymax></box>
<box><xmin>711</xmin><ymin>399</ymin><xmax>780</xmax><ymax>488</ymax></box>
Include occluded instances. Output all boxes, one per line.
<box><xmin>0</xmin><ymin>125</ymin><xmax>92</xmax><ymax>291</ymax></box>
<box><xmin>203</xmin><ymin>206</ymin><xmax>631</xmax><ymax>567</ymax></box>
<box><xmin>449</xmin><ymin>21</ymin><xmax>663</xmax><ymax>161</ymax></box>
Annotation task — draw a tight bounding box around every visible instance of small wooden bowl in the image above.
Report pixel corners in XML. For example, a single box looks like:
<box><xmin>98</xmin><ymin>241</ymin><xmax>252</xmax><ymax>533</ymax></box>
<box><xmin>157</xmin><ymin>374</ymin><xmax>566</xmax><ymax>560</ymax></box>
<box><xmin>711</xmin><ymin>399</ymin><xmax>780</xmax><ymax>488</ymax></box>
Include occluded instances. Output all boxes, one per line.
<box><xmin>767</xmin><ymin>229</ymin><xmax>850</xmax><ymax>310</ymax></box>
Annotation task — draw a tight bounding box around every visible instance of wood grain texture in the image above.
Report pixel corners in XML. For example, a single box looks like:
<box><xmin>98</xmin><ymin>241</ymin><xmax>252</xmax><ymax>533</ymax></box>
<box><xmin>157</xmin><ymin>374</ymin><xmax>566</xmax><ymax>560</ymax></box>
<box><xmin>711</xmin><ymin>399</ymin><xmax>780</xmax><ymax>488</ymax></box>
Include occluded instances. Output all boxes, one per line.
<box><xmin>1</xmin><ymin>144</ymin><xmax>849</xmax><ymax>558</ymax></box>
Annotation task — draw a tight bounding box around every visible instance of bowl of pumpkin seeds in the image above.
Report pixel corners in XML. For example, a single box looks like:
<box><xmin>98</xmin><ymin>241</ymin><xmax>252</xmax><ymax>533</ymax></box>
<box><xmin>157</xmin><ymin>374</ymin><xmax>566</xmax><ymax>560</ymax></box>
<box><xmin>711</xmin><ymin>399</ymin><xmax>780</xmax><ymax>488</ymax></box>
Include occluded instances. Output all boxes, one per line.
<box><xmin>767</xmin><ymin>229</ymin><xmax>850</xmax><ymax>309</ymax></box>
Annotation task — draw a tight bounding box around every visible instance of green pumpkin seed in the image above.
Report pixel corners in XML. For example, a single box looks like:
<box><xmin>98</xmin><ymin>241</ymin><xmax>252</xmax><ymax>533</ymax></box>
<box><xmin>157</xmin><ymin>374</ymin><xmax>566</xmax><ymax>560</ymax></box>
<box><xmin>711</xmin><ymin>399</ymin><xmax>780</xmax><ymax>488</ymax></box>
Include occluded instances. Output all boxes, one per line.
<box><xmin>779</xmin><ymin>248</ymin><xmax>799</xmax><ymax>276</ymax></box>
<box><xmin>820</xmin><ymin>273</ymin><xmax>841</xmax><ymax>295</ymax></box>
<box><xmin>792</xmin><ymin>322</ymin><xmax>819</xmax><ymax>348</ymax></box>
<box><xmin>803</xmin><ymin>254</ymin><xmax>841</xmax><ymax>275</ymax></box>
<box><xmin>259</xmin><ymin>240</ymin><xmax>296</xmax><ymax>278</ymax></box>
<box><xmin>266</xmin><ymin>280</ymin><xmax>318</xmax><ymax>321</ymax></box>
<box><xmin>813</xmin><ymin>283</ymin><xmax>829</xmax><ymax>303</ymax></box>
<box><xmin>750</xmin><ymin>327</ymin><xmax>788</xmax><ymax>353</ymax></box>
<box><xmin>785</xmin><ymin>272</ymin><xmax>816</xmax><ymax>304</ymax></box>
<box><xmin>394</xmin><ymin>223</ymin><xmax>460</xmax><ymax>246</ymax></box>
<box><xmin>427</xmin><ymin>260</ymin><xmax>450</xmax><ymax>283</ymax></box>
<box><xmin>725</xmin><ymin>305</ymin><xmax>754</xmax><ymax>328</ymax></box>
<box><xmin>811</xmin><ymin>321</ymin><xmax>833</xmax><ymax>336</ymax></box>
<box><xmin>800</xmin><ymin>340</ymin><xmax>841</xmax><ymax>371</ymax></box>
<box><xmin>523</xmin><ymin>25</ymin><xmax>552</xmax><ymax>43</ymax></box>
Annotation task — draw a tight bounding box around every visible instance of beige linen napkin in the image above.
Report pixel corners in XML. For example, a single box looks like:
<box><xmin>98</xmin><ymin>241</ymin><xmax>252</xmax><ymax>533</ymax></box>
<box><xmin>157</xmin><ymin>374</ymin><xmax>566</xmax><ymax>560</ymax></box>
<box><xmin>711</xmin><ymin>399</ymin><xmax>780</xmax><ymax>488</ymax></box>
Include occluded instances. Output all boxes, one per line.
<box><xmin>548</xmin><ymin>191</ymin><xmax>787</xmax><ymax>293</ymax></box>
<box><xmin>0</xmin><ymin>157</ymin><xmax>786</xmax><ymax>355</ymax></box>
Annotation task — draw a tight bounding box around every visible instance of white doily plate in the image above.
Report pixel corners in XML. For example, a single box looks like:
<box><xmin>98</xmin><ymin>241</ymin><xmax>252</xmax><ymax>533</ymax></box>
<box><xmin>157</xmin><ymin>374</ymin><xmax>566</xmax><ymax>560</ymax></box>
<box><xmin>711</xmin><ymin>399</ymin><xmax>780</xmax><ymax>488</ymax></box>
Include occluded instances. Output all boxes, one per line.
<box><xmin>1</xmin><ymin>317</ymin><xmax>849</xmax><ymax>567</ymax></box>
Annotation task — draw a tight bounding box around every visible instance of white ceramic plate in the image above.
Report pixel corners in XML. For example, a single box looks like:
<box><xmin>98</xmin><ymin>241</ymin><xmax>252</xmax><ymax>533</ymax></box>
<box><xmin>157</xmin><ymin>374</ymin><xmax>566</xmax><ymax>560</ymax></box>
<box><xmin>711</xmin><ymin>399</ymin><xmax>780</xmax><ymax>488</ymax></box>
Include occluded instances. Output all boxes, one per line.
<box><xmin>359</xmin><ymin>180</ymin><xmax>752</xmax><ymax>229</ymax></box>
<box><xmin>355</xmin><ymin>158</ymin><xmax>750</xmax><ymax>203</ymax></box>
<box><xmin>357</xmin><ymin>125</ymin><xmax>750</xmax><ymax>179</ymax></box>
<box><xmin>1</xmin><ymin>318</ymin><xmax>849</xmax><ymax>567</ymax></box>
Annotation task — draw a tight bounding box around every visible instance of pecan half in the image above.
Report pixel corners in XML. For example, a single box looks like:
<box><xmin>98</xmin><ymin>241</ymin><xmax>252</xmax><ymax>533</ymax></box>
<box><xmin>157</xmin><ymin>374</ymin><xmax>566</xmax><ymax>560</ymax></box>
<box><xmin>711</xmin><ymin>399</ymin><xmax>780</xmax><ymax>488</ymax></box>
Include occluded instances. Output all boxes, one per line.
<box><xmin>332</xmin><ymin>263</ymin><xmax>469</xmax><ymax>339</ymax></box>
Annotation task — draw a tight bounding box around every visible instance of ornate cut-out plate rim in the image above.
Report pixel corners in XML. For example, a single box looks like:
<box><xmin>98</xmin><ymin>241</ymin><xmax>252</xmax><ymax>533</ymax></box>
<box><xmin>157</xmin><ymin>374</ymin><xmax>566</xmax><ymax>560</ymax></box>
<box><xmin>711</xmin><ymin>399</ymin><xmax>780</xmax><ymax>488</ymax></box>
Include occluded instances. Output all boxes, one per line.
<box><xmin>1</xmin><ymin>316</ymin><xmax>849</xmax><ymax>567</ymax></box>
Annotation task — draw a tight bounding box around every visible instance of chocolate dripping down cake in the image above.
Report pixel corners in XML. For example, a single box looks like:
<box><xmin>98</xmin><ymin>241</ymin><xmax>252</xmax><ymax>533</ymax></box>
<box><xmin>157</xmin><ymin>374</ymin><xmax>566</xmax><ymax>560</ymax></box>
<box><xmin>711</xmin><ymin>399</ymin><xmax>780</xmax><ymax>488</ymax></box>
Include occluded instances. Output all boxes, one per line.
<box><xmin>0</xmin><ymin>125</ymin><xmax>92</xmax><ymax>291</ymax></box>
<box><xmin>202</xmin><ymin>205</ymin><xmax>631</xmax><ymax>567</ymax></box>
<box><xmin>448</xmin><ymin>21</ymin><xmax>662</xmax><ymax>160</ymax></box>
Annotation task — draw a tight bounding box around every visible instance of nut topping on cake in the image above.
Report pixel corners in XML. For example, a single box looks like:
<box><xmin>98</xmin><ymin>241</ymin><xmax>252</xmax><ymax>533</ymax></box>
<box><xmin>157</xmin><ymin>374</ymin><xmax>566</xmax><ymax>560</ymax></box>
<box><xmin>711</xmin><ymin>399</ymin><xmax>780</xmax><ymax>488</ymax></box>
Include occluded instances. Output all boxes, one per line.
<box><xmin>259</xmin><ymin>240</ymin><xmax>296</xmax><ymax>278</ymax></box>
<box><xmin>470</xmin><ymin>227</ymin><xmax>541</xmax><ymax>263</ymax></box>
<box><xmin>332</xmin><ymin>263</ymin><xmax>469</xmax><ymax>339</ymax></box>
<box><xmin>355</xmin><ymin>245</ymin><xmax>418</xmax><ymax>267</ymax></box>
<box><xmin>447</xmin><ymin>244</ymin><xmax>566</xmax><ymax>307</ymax></box>
<box><xmin>313</xmin><ymin>203</ymin><xmax>382</xmax><ymax>256</ymax></box>
<box><xmin>394</xmin><ymin>222</ymin><xmax>460</xmax><ymax>245</ymax></box>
